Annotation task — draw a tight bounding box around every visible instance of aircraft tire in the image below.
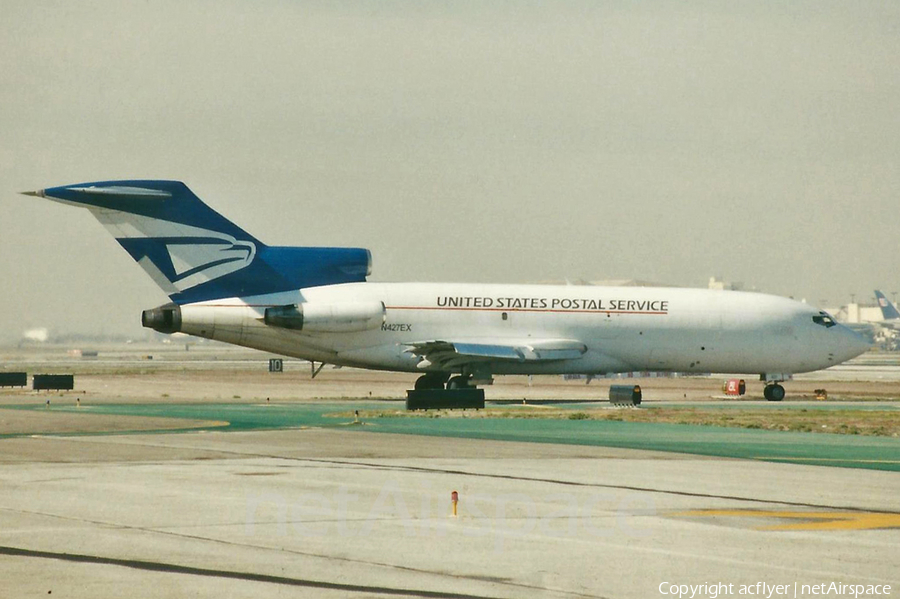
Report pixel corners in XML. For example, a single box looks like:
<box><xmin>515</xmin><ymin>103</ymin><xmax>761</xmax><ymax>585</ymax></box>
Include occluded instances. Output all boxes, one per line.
<box><xmin>769</xmin><ymin>384</ymin><xmax>785</xmax><ymax>401</ymax></box>
<box><xmin>447</xmin><ymin>375</ymin><xmax>470</xmax><ymax>390</ymax></box>
<box><xmin>415</xmin><ymin>374</ymin><xmax>446</xmax><ymax>390</ymax></box>
<box><xmin>765</xmin><ymin>384</ymin><xmax>785</xmax><ymax>402</ymax></box>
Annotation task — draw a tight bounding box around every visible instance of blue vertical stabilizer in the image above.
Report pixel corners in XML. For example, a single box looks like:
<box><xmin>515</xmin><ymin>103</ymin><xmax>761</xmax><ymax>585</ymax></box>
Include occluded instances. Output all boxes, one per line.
<box><xmin>26</xmin><ymin>180</ymin><xmax>371</xmax><ymax>303</ymax></box>
<box><xmin>874</xmin><ymin>290</ymin><xmax>900</xmax><ymax>321</ymax></box>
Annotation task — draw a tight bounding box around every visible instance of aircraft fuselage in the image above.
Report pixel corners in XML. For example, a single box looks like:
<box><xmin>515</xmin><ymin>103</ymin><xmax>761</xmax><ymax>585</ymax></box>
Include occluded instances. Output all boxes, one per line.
<box><xmin>165</xmin><ymin>282</ymin><xmax>868</xmax><ymax>377</ymax></box>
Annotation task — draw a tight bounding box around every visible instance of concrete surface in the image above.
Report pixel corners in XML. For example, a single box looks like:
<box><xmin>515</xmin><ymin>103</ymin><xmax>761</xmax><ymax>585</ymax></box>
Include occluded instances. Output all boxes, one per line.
<box><xmin>1</xmin><ymin>350</ymin><xmax>898</xmax><ymax>597</ymax></box>
<box><xmin>1</xmin><ymin>427</ymin><xmax>898</xmax><ymax>598</ymax></box>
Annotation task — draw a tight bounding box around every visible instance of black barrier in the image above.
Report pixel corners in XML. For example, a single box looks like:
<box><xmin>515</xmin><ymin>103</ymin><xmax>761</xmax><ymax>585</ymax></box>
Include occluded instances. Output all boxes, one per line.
<box><xmin>0</xmin><ymin>372</ymin><xmax>27</xmax><ymax>387</ymax></box>
<box><xmin>609</xmin><ymin>384</ymin><xmax>642</xmax><ymax>406</ymax></box>
<box><xmin>33</xmin><ymin>374</ymin><xmax>75</xmax><ymax>391</ymax></box>
<box><xmin>406</xmin><ymin>388</ymin><xmax>485</xmax><ymax>410</ymax></box>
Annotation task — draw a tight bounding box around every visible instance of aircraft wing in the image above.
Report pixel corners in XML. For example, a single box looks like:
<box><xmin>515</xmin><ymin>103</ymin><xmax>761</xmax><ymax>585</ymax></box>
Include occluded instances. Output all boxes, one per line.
<box><xmin>404</xmin><ymin>339</ymin><xmax>587</xmax><ymax>370</ymax></box>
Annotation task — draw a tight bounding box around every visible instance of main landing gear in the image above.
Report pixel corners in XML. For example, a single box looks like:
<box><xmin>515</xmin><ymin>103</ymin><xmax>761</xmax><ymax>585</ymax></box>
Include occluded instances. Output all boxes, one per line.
<box><xmin>414</xmin><ymin>373</ymin><xmax>449</xmax><ymax>390</ymax></box>
<box><xmin>447</xmin><ymin>375</ymin><xmax>471</xmax><ymax>389</ymax></box>
<box><xmin>763</xmin><ymin>383</ymin><xmax>785</xmax><ymax>402</ymax></box>
<box><xmin>409</xmin><ymin>373</ymin><xmax>484</xmax><ymax>410</ymax></box>
<box><xmin>414</xmin><ymin>373</ymin><xmax>473</xmax><ymax>390</ymax></box>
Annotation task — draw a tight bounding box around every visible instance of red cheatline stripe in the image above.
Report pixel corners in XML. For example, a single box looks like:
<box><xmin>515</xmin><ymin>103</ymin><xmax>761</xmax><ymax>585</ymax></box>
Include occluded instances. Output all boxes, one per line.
<box><xmin>183</xmin><ymin>305</ymin><xmax>668</xmax><ymax>315</ymax></box>
<box><xmin>386</xmin><ymin>306</ymin><xmax>667</xmax><ymax>315</ymax></box>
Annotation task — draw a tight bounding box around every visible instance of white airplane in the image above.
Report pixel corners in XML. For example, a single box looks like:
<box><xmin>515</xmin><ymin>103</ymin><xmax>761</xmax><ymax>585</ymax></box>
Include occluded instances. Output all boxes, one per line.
<box><xmin>22</xmin><ymin>181</ymin><xmax>870</xmax><ymax>401</ymax></box>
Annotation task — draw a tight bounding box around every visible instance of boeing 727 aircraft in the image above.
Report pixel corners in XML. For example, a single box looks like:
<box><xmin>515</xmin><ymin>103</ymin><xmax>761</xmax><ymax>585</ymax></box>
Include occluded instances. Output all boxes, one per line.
<box><xmin>22</xmin><ymin>180</ymin><xmax>870</xmax><ymax>401</ymax></box>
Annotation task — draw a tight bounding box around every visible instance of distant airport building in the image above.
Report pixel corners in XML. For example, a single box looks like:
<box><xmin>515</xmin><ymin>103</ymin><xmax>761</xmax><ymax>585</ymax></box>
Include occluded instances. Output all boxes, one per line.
<box><xmin>830</xmin><ymin>302</ymin><xmax>883</xmax><ymax>325</ymax></box>
<box><xmin>22</xmin><ymin>328</ymin><xmax>49</xmax><ymax>343</ymax></box>
<box><xmin>538</xmin><ymin>278</ymin><xmax>674</xmax><ymax>287</ymax></box>
<box><xmin>708</xmin><ymin>276</ymin><xmax>744</xmax><ymax>291</ymax></box>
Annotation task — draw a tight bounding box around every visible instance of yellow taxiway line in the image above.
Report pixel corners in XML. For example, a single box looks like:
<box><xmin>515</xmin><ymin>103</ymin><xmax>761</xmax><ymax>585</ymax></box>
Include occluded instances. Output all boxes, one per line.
<box><xmin>675</xmin><ymin>509</ymin><xmax>900</xmax><ymax>531</ymax></box>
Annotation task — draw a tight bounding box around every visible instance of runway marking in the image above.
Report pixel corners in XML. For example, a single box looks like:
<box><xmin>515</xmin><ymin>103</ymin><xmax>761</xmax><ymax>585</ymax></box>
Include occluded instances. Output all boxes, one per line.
<box><xmin>760</xmin><ymin>457</ymin><xmax>900</xmax><ymax>464</ymax></box>
<box><xmin>1</xmin><ymin>505</ymin><xmax>601</xmax><ymax>599</ymax></box>
<box><xmin>49</xmin><ymin>433</ymin><xmax>900</xmax><ymax>516</ymax></box>
<box><xmin>675</xmin><ymin>509</ymin><xmax>900</xmax><ymax>531</ymax></box>
<box><xmin>290</xmin><ymin>456</ymin><xmax>900</xmax><ymax>515</ymax></box>
<box><xmin>0</xmin><ymin>545</ymin><xmax>509</xmax><ymax>599</ymax></box>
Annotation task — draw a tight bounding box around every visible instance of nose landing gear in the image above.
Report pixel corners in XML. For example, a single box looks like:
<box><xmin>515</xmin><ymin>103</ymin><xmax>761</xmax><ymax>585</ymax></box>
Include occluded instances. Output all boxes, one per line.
<box><xmin>760</xmin><ymin>374</ymin><xmax>790</xmax><ymax>401</ymax></box>
<box><xmin>763</xmin><ymin>383</ymin><xmax>785</xmax><ymax>401</ymax></box>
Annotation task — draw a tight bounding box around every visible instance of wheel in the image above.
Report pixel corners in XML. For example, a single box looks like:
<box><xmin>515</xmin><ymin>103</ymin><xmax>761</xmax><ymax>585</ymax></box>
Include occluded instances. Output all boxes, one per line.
<box><xmin>415</xmin><ymin>374</ymin><xmax>447</xmax><ymax>390</ymax></box>
<box><xmin>768</xmin><ymin>384</ymin><xmax>785</xmax><ymax>402</ymax></box>
<box><xmin>764</xmin><ymin>384</ymin><xmax>785</xmax><ymax>401</ymax></box>
<box><xmin>447</xmin><ymin>375</ymin><xmax>470</xmax><ymax>390</ymax></box>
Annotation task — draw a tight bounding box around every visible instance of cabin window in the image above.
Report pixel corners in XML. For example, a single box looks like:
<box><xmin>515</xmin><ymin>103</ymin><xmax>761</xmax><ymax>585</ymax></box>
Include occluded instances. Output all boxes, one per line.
<box><xmin>812</xmin><ymin>312</ymin><xmax>836</xmax><ymax>328</ymax></box>
<box><xmin>501</xmin><ymin>312</ymin><xmax>508</xmax><ymax>321</ymax></box>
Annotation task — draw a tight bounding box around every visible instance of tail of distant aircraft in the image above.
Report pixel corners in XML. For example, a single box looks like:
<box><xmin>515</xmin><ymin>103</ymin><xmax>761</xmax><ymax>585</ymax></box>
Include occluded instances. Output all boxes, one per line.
<box><xmin>874</xmin><ymin>290</ymin><xmax>900</xmax><ymax>321</ymax></box>
<box><xmin>22</xmin><ymin>181</ymin><xmax>371</xmax><ymax>303</ymax></box>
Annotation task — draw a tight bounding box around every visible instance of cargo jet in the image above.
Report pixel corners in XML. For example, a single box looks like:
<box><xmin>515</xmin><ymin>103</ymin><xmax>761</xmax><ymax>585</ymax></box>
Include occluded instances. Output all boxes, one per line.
<box><xmin>22</xmin><ymin>181</ymin><xmax>870</xmax><ymax>401</ymax></box>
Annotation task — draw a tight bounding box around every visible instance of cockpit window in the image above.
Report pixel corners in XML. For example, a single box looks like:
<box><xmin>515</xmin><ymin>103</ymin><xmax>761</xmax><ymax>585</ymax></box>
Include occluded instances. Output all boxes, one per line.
<box><xmin>812</xmin><ymin>311</ymin><xmax>836</xmax><ymax>328</ymax></box>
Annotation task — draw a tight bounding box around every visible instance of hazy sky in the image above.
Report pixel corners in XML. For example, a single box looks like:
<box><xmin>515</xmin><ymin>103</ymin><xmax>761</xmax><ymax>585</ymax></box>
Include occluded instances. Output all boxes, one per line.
<box><xmin>2</xmin><ymin>1</ymin><xmax>899</xmax><ymax>341</ymax></box>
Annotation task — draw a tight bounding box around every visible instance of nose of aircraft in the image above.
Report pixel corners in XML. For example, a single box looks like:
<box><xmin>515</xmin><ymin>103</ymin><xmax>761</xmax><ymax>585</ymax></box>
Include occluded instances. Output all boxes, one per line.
<box><xmin>833</xmin><ymin>324</ymin><xmax>872</xmax><ymax>363</ymax></box>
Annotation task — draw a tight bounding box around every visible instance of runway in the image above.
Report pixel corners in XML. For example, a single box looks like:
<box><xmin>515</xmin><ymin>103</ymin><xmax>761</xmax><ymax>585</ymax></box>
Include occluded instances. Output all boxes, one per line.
<box><xmin>1</xmin><ymin>424</ymin><xmax>899</xmax><ymax>598</ymax></box>
<box><xmin>1</xmin><ymin>352</ymin><xmax>899</xmax><ymax>597</ymax></box>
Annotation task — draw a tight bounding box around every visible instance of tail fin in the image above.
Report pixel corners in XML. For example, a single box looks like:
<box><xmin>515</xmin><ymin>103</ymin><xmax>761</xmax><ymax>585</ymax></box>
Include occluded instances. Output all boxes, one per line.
<box><xmin>874</xmin><ymin>290</ymin><xmax>900</xmax><ymax>321</ymax></box>
<box><xmin>25</xmin><ymin>180</ymin><xmax>371</xmax><ymax>303</ymax></box>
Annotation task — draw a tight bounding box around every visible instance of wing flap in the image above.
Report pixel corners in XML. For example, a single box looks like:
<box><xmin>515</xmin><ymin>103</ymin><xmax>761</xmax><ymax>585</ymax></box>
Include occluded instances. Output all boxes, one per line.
<box><xmin>530</xmin><ymin>347</ymin><xmax>586</xmax><ymax>360</ymax></box>
<box><xmin>452</xmin><ymin>343</ymin><xmax>524</xmax><ymax>360</ymax></box>
<box><xmin>404</xmin><ymin>338</ymin><xmax>586</xmax><ymax>369</ymax></box>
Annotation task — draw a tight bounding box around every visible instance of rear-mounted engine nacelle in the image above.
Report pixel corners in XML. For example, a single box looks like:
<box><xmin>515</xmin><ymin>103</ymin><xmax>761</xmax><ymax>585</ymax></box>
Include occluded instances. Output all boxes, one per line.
<box><xmin>142</xmin><ymin>303</ymin><xmax>182</xmax><ymax>334</ymax></box>
<box><xmin>142</xmin><ymin>302</ymin><xmax>252</xmax><ymax>339</ymax></box>
<box><xmin>265</xmin><ymin>301</ymin><xmax>385</xmax><ymax>333</ymax></box>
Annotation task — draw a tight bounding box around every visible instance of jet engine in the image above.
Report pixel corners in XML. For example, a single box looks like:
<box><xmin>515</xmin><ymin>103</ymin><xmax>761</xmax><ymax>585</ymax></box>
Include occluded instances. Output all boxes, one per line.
<box><xmin>142</xmin><ymin>303</ymin><xmax>182</xmax><ymax>334</ymax></box>
<box><xmin>264</xmin><ymin>301</ymin><xmax>385</xmax><ymax>333</ymax></box>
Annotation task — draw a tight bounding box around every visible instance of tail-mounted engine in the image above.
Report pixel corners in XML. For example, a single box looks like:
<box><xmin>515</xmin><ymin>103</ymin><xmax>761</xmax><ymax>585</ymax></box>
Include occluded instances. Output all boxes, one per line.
<box><xmin>264</xmin><ymin>301</ymin><xmax>385</xmax><ymax>333</ymax></box>
<box><xmin>142</xmin><ymin>300</ymin><xmax>386</xmax><ymax>340</ymax></box>
<box><xmin>142</xmin><ymin>303</ymin><xmax>182</xmax><ymax>334</ymax></box>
